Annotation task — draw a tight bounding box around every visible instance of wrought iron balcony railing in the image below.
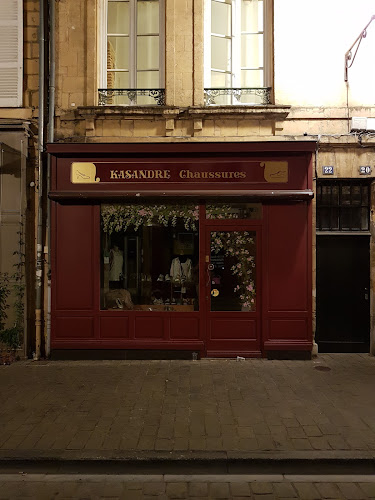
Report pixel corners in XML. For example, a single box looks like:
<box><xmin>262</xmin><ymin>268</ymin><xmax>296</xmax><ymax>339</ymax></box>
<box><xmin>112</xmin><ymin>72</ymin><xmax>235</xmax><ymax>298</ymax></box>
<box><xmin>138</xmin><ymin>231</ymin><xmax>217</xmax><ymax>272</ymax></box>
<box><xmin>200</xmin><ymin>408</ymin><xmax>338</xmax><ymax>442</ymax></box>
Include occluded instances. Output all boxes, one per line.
<box><xmin>98</xmin><ymin>88</ymin><xmax>166</xmax><ymax>106</ymax></box>
<box><xmin>204</xmin><ymin>87</ymin><xmax>272</xmax><ymax>106</ymax></box>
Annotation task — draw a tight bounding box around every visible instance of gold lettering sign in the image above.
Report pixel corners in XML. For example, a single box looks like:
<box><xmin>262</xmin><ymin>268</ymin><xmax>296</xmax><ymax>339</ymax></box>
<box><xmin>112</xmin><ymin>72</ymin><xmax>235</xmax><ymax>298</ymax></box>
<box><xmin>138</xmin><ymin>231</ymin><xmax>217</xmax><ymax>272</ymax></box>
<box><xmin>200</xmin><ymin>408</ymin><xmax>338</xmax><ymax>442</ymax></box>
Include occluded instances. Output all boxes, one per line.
<box><xmin>71</xmin><ymin>163</ymin><xmax>100</xmax><ymax>184</ymax></box>
<box><xmin>262</xmin><ymin>161</ymin><xmax>288</xmax><ymax>183</ymax></box>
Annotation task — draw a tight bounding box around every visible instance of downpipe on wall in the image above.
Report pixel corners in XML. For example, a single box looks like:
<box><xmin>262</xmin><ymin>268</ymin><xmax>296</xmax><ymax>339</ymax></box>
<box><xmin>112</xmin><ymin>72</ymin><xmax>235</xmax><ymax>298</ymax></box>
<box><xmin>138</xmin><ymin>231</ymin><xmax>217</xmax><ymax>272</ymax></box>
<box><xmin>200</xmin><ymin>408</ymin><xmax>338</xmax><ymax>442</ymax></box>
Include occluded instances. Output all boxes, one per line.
<box><xmin>45</xmin><ymin>0</ymin><xmax>56</xmax><ymax>358</ymax></box>
<box><xmin>35</xmin><ymin>0</ymin><xmax>46</xmax><ymax>360</ymax></box>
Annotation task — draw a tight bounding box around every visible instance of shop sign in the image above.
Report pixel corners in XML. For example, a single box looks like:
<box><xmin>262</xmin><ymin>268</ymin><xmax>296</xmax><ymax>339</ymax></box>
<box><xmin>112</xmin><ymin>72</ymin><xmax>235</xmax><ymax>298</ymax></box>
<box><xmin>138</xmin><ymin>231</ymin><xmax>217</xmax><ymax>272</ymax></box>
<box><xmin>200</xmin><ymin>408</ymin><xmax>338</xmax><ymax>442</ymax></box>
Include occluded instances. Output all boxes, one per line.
<box><xmin>71</xmin><ymin>161</ymin><xmax>289</xmax><ymax>185</ymax></box>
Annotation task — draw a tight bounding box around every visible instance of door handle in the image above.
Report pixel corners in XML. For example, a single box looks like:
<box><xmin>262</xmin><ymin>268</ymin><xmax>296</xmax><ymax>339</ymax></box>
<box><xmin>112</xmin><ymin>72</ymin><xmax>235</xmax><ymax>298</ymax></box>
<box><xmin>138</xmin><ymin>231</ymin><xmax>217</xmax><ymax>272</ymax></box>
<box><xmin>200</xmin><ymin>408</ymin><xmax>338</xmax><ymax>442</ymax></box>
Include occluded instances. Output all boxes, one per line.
<box><xmin>365</xmin><ymin>288</ymin><xmax>369</xmax><ymax>301</ymax></box>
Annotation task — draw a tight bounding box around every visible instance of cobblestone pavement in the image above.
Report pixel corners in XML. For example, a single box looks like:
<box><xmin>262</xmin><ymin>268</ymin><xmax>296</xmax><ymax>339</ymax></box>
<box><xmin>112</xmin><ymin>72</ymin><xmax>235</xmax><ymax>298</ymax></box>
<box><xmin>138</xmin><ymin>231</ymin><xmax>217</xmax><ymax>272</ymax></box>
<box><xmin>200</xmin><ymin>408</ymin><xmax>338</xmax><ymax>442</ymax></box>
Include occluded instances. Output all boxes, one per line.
<box><xmin>1</xmin><ymin>354</ymin><xmax>375</xmax><ymax>458</ymax></box>
<box><xmin>1</xmin><ymin>474</ymin><xmax>375</xmax><ymax>499</ymax></box>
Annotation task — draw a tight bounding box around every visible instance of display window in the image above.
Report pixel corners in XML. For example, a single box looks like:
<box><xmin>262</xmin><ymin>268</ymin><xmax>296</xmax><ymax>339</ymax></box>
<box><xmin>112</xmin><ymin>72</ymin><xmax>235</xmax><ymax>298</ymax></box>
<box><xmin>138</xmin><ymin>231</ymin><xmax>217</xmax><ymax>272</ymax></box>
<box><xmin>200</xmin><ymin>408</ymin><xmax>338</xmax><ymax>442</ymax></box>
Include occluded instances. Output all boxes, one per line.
<box><xmin>100</xmin><ymin>203</ymin><xmax>200</xmax><ymax>311</ymax></box>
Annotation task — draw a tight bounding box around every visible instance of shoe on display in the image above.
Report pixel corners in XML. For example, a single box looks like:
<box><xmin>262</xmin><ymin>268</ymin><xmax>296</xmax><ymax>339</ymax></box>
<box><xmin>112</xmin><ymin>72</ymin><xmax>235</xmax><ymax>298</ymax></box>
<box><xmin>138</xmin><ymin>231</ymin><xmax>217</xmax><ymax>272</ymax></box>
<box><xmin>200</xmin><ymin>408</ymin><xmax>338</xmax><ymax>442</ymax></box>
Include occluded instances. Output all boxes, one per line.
<box><xmin>171</xmin><ymin>298</ymin><xmax>176</xmax><ymax>305</ymax></box>
<box><xmin>116</xmin><ymin>298</ymin><xmax>124</xmax><ymax>309</ymax></box>
<box><xmin>165</xmin><ymin>274</ymin><xmax>171</xmax><ymax>281</ymax></box>
<box><xmin>165</xmin><ymin>298</ymin><xmax>170</xmax><ymax>304</ymax></box>
<box><xmin>157</xmin><ymin>274</ymin><xmax>164</xmax><ymax>281</ymax></box>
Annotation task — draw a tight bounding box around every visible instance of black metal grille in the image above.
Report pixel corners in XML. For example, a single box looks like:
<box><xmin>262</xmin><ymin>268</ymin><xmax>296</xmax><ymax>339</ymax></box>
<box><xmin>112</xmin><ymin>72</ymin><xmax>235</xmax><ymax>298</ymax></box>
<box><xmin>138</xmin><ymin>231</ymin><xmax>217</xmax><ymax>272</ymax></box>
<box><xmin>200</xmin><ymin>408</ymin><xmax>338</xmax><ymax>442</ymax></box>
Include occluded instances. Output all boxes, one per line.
<box><xmin>98</xmin><ymin>89</ymin><xmax>165</xmax><ymax>106</ymax></box>
<box><xmin>316</xmin><ymin>181</ymin><xmax>370</xmax><ymax>232</ymax></box>
<box><xmin>204</xmin><ymin>87</ymin><xmax>272</xmax><ymax>105</ymax></box>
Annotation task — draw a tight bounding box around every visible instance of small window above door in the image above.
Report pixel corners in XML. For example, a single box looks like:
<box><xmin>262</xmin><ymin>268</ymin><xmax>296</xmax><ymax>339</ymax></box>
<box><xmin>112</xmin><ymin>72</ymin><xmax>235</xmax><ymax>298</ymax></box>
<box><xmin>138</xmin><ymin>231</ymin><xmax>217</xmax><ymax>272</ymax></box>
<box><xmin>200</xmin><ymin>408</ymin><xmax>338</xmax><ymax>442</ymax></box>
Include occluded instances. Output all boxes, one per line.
<box><xmin>316</xmin><ymin>181</ymin><xmax>370</xmax><ymax>232</ymax></box>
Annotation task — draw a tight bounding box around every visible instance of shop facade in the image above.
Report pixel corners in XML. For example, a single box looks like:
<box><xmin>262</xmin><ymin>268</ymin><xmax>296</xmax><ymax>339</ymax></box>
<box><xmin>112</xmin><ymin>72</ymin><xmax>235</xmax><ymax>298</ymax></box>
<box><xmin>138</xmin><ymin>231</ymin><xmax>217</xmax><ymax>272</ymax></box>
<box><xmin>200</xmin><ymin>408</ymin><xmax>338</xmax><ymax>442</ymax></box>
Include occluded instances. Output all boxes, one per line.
<box><xmin>48</xmin><ymin>142</ymin><xmax>315</xmax><ymax>358</ymax></box>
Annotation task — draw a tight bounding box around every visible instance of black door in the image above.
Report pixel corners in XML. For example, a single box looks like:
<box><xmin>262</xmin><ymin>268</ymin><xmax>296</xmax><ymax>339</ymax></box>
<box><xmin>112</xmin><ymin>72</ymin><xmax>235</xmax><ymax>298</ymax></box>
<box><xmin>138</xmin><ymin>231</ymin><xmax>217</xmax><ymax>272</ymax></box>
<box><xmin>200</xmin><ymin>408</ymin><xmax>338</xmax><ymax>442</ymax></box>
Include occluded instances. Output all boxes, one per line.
<box><xmin>316</xmin><ymin>236</ymin><xmax>370</xmax><ymax>352</ymax></box>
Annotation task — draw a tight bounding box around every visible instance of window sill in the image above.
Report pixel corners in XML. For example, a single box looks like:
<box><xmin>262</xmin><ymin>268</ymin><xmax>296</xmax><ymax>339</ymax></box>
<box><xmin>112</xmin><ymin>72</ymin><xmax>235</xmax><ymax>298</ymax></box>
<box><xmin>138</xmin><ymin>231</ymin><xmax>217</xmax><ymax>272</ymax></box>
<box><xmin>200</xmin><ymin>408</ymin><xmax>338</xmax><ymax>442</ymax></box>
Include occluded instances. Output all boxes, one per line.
<box><xmin>187</xmin><ymin>105</ymin><xmax>291</xmax><ymax>120</ymax></box>
<box><xmin>77</xmin><ymin>105</ymin><xmax>291</xmax><ymax>121</ymax></box>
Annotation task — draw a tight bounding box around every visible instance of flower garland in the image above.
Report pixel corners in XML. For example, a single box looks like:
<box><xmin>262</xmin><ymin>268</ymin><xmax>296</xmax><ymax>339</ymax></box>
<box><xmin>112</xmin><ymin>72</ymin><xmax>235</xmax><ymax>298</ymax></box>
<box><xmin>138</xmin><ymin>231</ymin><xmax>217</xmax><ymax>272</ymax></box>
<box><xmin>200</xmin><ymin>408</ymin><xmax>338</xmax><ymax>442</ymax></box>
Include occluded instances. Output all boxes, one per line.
<box><xmin>211</xmin><ymin>231</ymin><xmax>256</xmax><ymax>310</ymax></box>
<box><xmin>206</xmin><ymin>204</ymin><xmax>238</xmax><ymax>219</ymax></box>
<box><xmin>101</xmin><ymin>204</ymin><xmax>199</xmax><ymax>233</ymax></box>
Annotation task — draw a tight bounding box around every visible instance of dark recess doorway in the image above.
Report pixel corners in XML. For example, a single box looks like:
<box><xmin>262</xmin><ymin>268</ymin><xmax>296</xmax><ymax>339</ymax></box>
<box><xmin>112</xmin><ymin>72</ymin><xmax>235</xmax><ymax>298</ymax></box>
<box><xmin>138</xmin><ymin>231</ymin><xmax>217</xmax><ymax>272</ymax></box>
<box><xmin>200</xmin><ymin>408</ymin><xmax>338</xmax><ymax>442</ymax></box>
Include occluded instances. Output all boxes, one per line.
<box><xmin>316</xmin><ymin>235</ymin><xmax>370</xmax><ymax>352</ymax></box>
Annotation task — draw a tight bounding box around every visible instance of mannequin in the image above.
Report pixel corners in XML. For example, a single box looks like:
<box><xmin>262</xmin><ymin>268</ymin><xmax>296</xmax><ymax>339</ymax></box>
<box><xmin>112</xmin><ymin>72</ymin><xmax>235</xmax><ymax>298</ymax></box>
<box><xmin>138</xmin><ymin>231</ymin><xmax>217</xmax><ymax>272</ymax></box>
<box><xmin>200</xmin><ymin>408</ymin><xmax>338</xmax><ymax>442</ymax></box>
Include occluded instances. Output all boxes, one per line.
<box><xmin>170</xmin><ymin>254</ymin><xmax>192</xmax><ymax>282</ymax></box>
<box><xmin>109</xmin><ymin>245</ymin><xmax>124</xmax><ymax>284</ymax></box>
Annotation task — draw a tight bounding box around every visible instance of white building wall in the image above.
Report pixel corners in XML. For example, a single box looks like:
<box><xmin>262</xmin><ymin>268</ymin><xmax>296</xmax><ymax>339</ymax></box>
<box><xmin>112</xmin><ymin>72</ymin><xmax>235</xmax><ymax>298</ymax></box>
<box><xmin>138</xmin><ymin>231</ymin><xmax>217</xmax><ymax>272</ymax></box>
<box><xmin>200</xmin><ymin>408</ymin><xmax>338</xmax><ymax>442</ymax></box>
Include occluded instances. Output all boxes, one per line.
<box><xmin>275</xmin><ymin>0</ymin><xmax>375</xmax><ymax>107</ymax></box>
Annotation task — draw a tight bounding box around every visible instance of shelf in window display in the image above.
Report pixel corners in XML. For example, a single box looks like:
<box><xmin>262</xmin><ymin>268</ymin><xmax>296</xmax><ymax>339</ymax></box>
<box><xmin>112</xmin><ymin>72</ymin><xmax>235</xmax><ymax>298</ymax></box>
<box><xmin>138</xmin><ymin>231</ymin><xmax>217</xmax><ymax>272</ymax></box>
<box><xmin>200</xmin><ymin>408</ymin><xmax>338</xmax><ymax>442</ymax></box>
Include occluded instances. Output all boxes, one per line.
<box><xmin>134</xmin><ymin>304</ymin><xmax>194</xmax><ymax>312</ymax></box>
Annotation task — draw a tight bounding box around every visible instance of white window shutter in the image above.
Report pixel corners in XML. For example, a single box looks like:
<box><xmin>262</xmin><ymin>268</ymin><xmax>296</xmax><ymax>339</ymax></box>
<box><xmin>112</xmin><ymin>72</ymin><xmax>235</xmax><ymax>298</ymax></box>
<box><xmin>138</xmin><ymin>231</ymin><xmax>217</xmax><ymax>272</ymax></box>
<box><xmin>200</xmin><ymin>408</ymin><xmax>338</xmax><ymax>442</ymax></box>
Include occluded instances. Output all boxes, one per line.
<box><xmin>0</xmin><ymin>0</ymin><xmax>23</xmax><ymax>107</ymax></box>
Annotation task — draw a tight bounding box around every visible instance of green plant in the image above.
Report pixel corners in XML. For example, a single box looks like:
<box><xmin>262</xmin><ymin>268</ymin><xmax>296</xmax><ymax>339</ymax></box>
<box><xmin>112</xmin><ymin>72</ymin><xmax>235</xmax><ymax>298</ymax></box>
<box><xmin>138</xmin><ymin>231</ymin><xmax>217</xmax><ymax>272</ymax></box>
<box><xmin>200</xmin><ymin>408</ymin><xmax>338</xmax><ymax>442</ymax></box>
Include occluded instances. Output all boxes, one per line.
<box><xmin>0</xmin><ymin>273</ymin><xmax>10</xmax><ymax>332</ymax></box>
<box><xmin>0</xmin><ymin>224</ymin><xmax>25</xmax><ymax>352</ymax></box>
<box><xmin>0</xmin><ymin>326</ymin><xmax>20</xmax><ymax>351</ymax></box>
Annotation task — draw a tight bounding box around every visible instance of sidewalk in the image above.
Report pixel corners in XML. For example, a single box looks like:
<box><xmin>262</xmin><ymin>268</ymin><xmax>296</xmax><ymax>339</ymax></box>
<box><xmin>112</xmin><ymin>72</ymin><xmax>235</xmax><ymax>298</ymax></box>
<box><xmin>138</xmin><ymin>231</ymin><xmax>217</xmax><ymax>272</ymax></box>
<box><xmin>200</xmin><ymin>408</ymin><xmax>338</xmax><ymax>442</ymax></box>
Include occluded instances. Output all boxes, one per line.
<box><xmin>1</xmin><ymin>354</ymin><xmax>375</xmax><ymax>462</ymax></box>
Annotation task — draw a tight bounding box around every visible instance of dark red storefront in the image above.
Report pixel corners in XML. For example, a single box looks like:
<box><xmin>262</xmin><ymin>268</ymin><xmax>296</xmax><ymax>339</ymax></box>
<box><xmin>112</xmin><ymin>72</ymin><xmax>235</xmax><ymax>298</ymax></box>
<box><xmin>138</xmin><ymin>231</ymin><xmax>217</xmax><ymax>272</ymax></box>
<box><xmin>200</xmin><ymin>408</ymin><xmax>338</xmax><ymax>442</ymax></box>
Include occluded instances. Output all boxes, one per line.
<box><xmin>48</xmin><ymin>142</ymin><xmax>314</xmax><ymax>358</ymax></box>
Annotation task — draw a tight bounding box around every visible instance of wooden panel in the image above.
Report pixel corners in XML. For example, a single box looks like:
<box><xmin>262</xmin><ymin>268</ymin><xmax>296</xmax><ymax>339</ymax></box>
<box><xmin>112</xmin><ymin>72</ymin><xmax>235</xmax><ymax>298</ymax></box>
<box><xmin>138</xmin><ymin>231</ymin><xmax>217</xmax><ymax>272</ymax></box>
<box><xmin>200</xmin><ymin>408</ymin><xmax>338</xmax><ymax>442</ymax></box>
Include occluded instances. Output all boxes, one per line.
<box><xmin>134</xmin><ymin>316</ymin><xmax>164</xmax><ymax>339</ymax></box>
<box><xmin>55</xmin><ymin>205</ymin><xmax>95</xmax><ymax>310</ymax></box>
<box><xmin>267</xmin><ymin>204</ymin><xmax>308</xmax><ymax>311</ymax></box>
<box><xmin>100</xmin><ymin>316</ymin><xmax>130</xmax><ymax>339</ymax></box>
<box><xmin>269</xmin><ymin>318</ymin><xmax>308</xmax><ymax>340</ymax></box>
<box><xmin>170</xmin><ymin>316</ymin><xmax>200</xmax><ymax>339</ymax></box>
<box><xmin>55</xmin><ymin>317</ymin><xmax>94</xmax><ymax>339</ymax></box>
<box><xmin>209</xmin><ymin>318</ymin><xmax>257</xmax><ymax>340</ymax></box>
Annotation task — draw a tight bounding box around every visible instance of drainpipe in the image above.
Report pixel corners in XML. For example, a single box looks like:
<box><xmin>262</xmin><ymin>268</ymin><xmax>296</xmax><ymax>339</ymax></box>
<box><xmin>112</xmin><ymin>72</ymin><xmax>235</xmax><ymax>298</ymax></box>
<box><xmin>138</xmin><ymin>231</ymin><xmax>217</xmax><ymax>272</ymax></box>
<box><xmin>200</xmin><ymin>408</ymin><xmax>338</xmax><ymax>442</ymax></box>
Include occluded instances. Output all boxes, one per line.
<box><xmin>35</xmin><ymin>0</ymin><xmax>46</xmax><ymax>360</ymax></box>
<box><xmin>45</xmin><ymin>0</ymin><xmax>55</xmax><ymax>358</ymax></box>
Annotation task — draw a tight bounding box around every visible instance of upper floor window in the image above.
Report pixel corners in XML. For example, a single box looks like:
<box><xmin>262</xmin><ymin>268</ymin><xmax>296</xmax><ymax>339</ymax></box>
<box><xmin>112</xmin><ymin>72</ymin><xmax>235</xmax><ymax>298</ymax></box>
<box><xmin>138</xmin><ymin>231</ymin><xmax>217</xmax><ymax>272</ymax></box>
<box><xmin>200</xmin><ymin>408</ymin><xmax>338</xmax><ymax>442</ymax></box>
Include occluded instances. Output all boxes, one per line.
<box><xmin>0</xmin><ymin>0</ymin><xmax>23</xmax><ymax>107</ymax></box>
<box><xmin>99</xmin><ymin>0</ymin><xmax>165</xmax><ymax>106</ymax></box>
<box><xmin>204</xmin><ymin>0</ymin><xmax>272</xmax><ymax>105</ymax></box>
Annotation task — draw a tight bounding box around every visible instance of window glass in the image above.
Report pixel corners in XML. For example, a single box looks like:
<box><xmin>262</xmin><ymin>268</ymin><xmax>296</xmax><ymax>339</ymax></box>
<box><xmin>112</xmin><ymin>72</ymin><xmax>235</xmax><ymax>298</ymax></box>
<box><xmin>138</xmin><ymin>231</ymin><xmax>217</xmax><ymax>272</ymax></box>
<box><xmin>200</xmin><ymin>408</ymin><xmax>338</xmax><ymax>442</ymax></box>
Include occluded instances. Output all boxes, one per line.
<box><xmin>211</xmin><ymin>37</ymin><xmax>232</xmax><ymax>72</ymax></box>
<box><xmin>330</xmin><ymin>207</ymin><xmax>339</xmax><ymax>230</ymax></box>
<box><xmin>331</xmin><ymin>185</ymin><xmax>339</xmax><ymax>205</ymax></box>
<box><xmin>340</xmin><ymin>207</ymin><xmax>351</xmax><ymax>230</ymax></box>
<box><xmin>210</xmin><ymin>231</ymin><xmax>256</xmax><ymax>311</ymax></box>
<box><xmin>108</xmin><ymin>1</ymin><xmax>129</xmax><ymax>34</ymax></box>
<box><xmin>241</xmin><ymin>0</ymin><xmax>263</xmax><ymax>32</ymax></box>
<box><xmin>211</xmin><ymin>71</ymin><xmax>232</xmax><ymax>88</ymax></box>
<box><xmin>137</xmin><ymin>0</ymin><xmax>159</xmax><ymax>34</ymax></box>
<box><xmin>361</xmin><ymin>208</ymin><xmax>369</xmax><ymax>230</ymax></box>
<box><xmin>321</xmin><ymin>185</ymin><xmax>331</xmax><ymax>205</ymax></box>
<box><xmin>362</xmin><ymin>185</ymin><xmax>369</xmax><ymax>205</ymax></box>
<box><xmin>101</xmin><ymin>204</ymin><xmax>199</xmax><ymax>311</ymax></box>
<box><xmin>241</xmin><ymin>34</ymin><xmax>263</xmax><ymax>68</ymax></box>
<box><xmin>137</xmin><ymin>71</ymin><xmax>160</xmax><ymax>88</ymax></box>
<box><xmin>137</xmin><ymin>36</ymin><xmax>159</xmax><ymax>70</ymax></box>
<box><xmin>107</xmin><ymin>37</ymin><xmax>129</xmax><ymax>69</ymax></box>
<box><xmin>212</xmin><ymin>1</ymin><xmax>231</xmax><ymax>36</ymax></box>
<box><xmin>241</xmin><ymin>69</ymin><xmax>263</xmax><ymax>87</ymax></box>
<box><xmin>106</xmin><ymin>72</ymin><xmax>129</xmax><ymax>91</ymax></box>
<box><xmin>341</xmin><ymin>185</ymin><xmax>351</xmax><ymax>205</ymax></box>
<box><xmin>319</xmin><ymin>208</ymin><xmax>330</xmax><ymax>230</ymax></box>
<box><xmin>352</xmin><ymin>185</ymin><xmax>361</xmax><ymax>205</ymax></box>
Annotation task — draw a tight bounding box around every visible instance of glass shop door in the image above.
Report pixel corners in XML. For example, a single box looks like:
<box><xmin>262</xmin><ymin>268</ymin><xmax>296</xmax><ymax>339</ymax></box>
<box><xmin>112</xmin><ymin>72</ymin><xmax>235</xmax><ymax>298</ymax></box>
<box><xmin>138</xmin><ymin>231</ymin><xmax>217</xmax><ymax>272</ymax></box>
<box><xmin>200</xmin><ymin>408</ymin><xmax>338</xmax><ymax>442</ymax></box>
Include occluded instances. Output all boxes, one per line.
<box><xmin>205</xmin><ymin>224</ymin><xmax>262</xmax><ymax>357</ymax></box>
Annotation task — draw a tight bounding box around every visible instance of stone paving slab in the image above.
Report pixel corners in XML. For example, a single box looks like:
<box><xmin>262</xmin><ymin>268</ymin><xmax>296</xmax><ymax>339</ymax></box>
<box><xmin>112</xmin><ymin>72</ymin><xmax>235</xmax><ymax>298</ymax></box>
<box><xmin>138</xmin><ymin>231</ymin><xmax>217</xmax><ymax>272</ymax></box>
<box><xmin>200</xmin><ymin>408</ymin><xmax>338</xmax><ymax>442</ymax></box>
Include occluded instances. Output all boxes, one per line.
<box><xmin>1</xmin><ymin>474</ymin><xmax>375</xmax><ymax>499</ymax></box>
<box><xmin>1</xmin><ymin>354</ymin><xmax>375</xmax><ymax>461</ymax></box>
